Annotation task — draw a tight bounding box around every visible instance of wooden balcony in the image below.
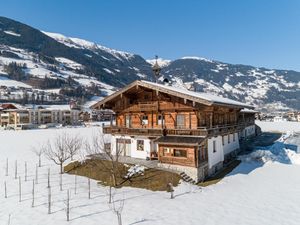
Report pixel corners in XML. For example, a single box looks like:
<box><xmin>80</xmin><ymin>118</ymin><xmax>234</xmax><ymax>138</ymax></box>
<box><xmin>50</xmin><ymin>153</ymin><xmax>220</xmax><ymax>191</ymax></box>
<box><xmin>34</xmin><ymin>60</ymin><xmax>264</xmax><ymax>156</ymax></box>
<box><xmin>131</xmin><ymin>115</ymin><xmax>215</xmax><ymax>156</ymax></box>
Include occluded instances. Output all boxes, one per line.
<box><xmin>103</xmin><ymin>121</ymin><xmax>255</xmax><ymax>137</ymax></box>
<box><xmin>103</xmin><ymin>126</ymin><xmax>208</xmax><ymax>136</ymax></box>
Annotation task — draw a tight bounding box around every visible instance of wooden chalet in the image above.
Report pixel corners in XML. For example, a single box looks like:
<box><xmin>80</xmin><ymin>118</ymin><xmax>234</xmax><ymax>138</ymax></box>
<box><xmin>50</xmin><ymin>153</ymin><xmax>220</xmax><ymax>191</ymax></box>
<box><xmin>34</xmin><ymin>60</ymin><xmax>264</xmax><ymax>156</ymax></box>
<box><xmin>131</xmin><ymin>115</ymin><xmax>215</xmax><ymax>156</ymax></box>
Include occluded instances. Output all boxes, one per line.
<box><xmin>91</xmin><ymin>80</ymin><xmax>256</xmax><ymax>181</ymax></box>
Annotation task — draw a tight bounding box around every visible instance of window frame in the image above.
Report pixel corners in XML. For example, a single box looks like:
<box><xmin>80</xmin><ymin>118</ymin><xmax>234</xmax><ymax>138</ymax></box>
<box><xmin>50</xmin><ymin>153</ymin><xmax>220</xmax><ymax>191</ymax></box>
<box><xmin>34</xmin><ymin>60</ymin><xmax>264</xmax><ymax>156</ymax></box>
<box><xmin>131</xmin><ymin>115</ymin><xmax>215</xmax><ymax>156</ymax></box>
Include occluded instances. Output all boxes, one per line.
<box><xmin>213</xmin><ymin>140</ymin><xmax>217</xmax><ymax>153</ymax></box>
<box><xmin>176</xmin><ymin>114</ymin><xmax>186</xmax><ymax>129</ymax></box>
<box><xmin>136</xmin><ymin>140</ymin><xmax>144</xmax><ymax>151</ymax></box>
<box><xmin>173</xmin><ymin>149</ymin><xmax>187</xmax><ymax>158</ymax></box>
<box><xmin>141</xmin><ymin>115</ymin><xmax>148</xmax><ymax>125</ymax></box>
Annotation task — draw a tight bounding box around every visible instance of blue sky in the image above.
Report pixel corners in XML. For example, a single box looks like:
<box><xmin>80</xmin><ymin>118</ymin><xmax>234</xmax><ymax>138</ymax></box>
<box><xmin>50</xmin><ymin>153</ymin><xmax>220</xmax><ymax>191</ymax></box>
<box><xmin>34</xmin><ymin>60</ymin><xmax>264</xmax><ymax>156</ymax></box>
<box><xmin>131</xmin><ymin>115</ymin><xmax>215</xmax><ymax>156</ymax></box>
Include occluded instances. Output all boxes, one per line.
<box><xmin>1</xmin><ymin>0</ymin><xmax>300</xmax><ymax>70</ymax></box>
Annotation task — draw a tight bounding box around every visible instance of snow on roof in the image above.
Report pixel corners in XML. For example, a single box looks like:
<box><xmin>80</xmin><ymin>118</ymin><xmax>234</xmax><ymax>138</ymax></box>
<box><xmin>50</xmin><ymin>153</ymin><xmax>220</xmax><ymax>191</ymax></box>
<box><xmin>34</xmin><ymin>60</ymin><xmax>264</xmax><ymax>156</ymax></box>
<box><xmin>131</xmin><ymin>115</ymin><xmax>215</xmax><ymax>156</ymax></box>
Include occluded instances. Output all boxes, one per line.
<box><xmin>240</xmin><ymin>108</ymin><xmax>259</xmax><ymax>113</ymax></box>
<box><xmin>26</xmin><ymin>105</ymin><xmax>74</xmax><ymax>111</ymax></box>
<box><xmin>0</xmin><ymin>102</ymin><xmax>25</xmax><ymax>109</ymax></box>
<box><xmin>142</xmin><ymin>80</ymin><xmax>253</xmax><ymax>109</ymax></box>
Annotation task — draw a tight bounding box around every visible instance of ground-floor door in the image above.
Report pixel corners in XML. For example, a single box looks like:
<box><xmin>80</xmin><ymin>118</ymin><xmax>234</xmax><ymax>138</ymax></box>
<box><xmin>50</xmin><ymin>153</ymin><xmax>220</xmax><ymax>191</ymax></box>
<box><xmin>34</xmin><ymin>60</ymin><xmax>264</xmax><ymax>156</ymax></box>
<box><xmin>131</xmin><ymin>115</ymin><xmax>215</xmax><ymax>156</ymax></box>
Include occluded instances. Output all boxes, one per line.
<box><xmin>116</xmin><ymin>138</ymin><xmax>131</xmax><ymax>156</ymax></box>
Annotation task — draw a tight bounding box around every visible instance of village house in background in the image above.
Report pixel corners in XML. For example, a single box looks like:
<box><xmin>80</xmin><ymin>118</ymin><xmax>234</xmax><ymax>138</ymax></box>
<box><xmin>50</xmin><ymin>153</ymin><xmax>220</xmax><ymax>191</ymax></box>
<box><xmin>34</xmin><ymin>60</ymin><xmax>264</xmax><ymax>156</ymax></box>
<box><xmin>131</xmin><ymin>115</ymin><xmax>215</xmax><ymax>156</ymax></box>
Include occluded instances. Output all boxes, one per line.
<box><xmin>92</xmin><ymin>80</ymin><xmax>258</xmax><ymax>182</ymax></box>
<box><xmin>257</xmin><ymin>111</ymin><xmax>300</xmax><ymax>122</ymax></box>
<box><xmin>0</xmin><ymin>103</ymin><xmax>80</xmax><ymax>129</ymax></box>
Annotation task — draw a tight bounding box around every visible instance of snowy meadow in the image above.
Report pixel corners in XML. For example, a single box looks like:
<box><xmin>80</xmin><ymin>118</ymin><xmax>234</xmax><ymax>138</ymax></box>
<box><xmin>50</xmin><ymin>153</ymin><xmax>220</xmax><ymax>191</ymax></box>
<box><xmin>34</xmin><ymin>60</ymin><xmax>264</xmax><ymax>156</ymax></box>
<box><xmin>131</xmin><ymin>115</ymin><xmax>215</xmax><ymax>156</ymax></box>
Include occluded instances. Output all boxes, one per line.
<box><xmin>0</xmin><ymin>122</ymin><xmax>300</xmax><ymax>225</ymax></box>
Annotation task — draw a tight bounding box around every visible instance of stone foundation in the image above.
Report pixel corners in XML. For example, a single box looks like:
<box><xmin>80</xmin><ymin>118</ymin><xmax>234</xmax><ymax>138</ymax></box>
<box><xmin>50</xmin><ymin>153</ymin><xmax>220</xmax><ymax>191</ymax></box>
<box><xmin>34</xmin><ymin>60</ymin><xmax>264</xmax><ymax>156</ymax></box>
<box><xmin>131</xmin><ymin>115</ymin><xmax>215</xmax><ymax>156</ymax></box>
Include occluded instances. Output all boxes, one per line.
<box><xmin>158</xmin><ymin>163</ymin><xmax>208</xmax><ymax>182</ymax></box>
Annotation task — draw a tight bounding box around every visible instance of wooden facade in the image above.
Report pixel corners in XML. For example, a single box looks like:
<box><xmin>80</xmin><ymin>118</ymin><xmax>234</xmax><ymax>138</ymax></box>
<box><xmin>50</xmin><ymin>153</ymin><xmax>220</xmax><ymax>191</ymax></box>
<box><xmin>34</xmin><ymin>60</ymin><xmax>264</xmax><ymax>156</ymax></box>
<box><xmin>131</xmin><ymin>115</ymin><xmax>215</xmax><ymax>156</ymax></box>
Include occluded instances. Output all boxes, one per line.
<box><xmin>92</xmin><ymin>80</ymin><xmax>255</xmax><ymax>168</ymax></box>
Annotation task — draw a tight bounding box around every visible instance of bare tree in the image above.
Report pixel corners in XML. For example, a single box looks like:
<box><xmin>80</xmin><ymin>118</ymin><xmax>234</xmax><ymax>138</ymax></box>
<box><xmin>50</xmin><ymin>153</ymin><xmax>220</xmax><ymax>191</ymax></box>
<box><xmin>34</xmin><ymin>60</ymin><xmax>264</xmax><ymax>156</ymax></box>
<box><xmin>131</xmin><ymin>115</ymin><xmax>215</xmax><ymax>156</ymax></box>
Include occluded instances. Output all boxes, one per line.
<box><xmin>31</xmin><ymin>146</ymin><xmax>43</xmax><ymax>167</ymax></box>
<box><xmin>43</xmin><ymin>133</ymin><xmax>71</xmax><ymax>174</ymax></box>
<box><xmin>85</xmin><ymin>132</ymin><xmax>124</xmax><ymax>187</ymax></box>
<box><xmin>65</xmin><ymin>134</ymin><xmax>82</xmax><ymax>161</ymax></box>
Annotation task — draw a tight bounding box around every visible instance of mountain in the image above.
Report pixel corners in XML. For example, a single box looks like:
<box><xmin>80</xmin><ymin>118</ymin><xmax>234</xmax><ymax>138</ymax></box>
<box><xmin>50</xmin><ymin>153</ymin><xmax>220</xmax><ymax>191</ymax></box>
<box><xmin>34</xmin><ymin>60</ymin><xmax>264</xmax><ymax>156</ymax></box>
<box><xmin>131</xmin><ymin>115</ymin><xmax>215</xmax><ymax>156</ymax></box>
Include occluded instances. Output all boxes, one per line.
<box><xmin>0</xmin><ymin>16</ymin><xmax>299</xmax><ymax>111</ymax></box>
<box><xmin>160</xmin><ymin>57</ymin><xmax>300</xmax><ymax>111</ymax></box>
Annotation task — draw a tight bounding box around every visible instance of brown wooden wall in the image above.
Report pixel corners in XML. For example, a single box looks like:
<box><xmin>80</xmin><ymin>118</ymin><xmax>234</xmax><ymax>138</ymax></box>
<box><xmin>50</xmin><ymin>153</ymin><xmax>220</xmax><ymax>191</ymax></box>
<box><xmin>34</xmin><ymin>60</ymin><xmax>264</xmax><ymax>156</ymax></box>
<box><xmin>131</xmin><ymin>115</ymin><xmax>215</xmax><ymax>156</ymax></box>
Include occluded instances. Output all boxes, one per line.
<box><xmin>158</xmin><ymin>144</ymin><xmax>197</xmax><ymax>167</ymax></box>
<box><xmin>111</xmin><ymin>87</ymin><xmax>245</xmax><ymax>130</ymax></box>
<box><xmin>116</xmin><ymin>111</ymin><xmax>198</xmax><ymax>129</ymax></box>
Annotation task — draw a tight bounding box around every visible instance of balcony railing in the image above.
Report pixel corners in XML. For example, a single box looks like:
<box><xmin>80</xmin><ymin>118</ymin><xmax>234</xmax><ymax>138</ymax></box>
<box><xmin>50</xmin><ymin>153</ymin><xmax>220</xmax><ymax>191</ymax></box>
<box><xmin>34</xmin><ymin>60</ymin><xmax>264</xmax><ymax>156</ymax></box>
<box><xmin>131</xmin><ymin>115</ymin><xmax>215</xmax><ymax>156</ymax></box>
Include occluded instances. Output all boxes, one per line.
<box><xmin>103</xmin><ymin>126</ymin><xmax>208</xmax><ymax>136</ymax></box>
<box><xmin>102</xmin><ymin>121</ymin><xmax>255</xmax><ymax>137</ymax></box>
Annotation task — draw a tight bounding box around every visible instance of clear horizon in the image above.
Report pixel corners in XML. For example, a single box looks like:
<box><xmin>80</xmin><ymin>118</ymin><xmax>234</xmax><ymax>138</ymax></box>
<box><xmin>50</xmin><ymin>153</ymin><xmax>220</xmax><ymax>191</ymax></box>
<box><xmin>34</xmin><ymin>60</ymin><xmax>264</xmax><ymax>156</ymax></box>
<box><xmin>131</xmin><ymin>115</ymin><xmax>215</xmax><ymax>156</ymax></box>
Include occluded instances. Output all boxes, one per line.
<box><xmin>1</xmin><ymin>0</ymin><xmax>300</xmax><ymax>71</ymax></box>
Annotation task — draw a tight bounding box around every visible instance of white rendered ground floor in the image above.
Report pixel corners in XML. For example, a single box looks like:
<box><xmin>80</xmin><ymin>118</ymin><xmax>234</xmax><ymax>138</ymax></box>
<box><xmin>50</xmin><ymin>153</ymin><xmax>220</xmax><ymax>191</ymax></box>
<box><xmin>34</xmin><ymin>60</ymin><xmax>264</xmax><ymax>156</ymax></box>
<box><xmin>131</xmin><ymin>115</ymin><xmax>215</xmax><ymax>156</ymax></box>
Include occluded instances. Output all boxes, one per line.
<box><xmin>109</xmin><ymin>125</ymin><xmax>256</xmax><ymax>181</ymax></box>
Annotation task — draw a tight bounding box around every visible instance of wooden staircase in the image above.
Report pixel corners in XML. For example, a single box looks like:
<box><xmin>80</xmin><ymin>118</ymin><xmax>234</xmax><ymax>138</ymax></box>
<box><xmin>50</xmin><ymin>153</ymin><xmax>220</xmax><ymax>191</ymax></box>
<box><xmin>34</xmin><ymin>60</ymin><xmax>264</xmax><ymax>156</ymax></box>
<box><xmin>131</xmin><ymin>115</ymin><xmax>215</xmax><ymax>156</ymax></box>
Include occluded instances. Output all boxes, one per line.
<box><xmin>180</xmin><ymin>172</ymin><xmax>196</xmax><ymax>184</ymax></box>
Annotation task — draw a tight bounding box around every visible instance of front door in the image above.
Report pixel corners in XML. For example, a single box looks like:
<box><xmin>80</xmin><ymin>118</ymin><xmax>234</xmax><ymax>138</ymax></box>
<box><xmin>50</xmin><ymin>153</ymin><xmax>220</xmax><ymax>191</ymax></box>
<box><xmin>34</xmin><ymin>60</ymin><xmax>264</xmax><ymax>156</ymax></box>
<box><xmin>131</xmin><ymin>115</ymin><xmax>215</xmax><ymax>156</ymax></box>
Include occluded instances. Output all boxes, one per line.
<box><xmin>116</xmin><ymin>138</ymin><xmax>131</xmax><ymax>156</ymax></box>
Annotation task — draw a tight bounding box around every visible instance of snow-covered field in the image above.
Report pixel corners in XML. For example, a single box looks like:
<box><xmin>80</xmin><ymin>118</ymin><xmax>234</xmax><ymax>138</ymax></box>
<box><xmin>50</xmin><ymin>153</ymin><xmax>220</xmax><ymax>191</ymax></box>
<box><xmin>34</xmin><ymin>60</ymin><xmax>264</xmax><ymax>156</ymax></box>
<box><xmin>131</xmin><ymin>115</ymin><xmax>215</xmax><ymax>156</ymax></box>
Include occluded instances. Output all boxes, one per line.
<box><xmin>0</xmin><ymin>124</ymin><xmax>300</xmax><ymax>225</ymax></box>
<box><xmin>256</xmin><ymin>120</ymin><xmax>300</xmax><ymax>133</ymax></box>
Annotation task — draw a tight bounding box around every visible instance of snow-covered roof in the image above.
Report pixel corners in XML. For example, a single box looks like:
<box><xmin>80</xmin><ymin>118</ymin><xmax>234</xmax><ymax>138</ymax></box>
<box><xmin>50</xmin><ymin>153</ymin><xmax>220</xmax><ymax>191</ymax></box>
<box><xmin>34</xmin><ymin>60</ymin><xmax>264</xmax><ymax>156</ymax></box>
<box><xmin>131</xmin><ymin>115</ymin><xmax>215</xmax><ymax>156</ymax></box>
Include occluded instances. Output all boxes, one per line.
<box><xmin>26</xmin><ymin>105</ymin><xmax>78</xmax><ymax>111</ymax></box>
<box><xmin>240</xmin><ymin>108</ymin><xmax>259</xmax><ymax>113</ymax></box>
<box><xmin>92</xmin><ymin>80</ymin><xmax>254</xmax><ymax>109</ymax></box>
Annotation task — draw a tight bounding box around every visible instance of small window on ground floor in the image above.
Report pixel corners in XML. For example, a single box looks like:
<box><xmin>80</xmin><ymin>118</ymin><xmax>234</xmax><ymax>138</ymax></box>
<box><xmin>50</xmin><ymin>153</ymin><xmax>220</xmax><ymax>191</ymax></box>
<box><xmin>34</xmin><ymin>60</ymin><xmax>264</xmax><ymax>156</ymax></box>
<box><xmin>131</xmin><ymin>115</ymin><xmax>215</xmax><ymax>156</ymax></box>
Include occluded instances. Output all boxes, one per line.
<box><xmin>213</xmin><ymin>140</ymin><xmax>217</xmax><ymax>153</ymax></box>
<box><xmin>137</xmin><ymin>140</ymin><xmax>144</xmax><ymax>151</ymax></box>
<box><xmin>173</xmin><ymin>149</ymin><xmax>187</xmax><ymax>157</ymax></box>
<box><xmin>163</xmin><ymin>148</ymin><xmax>170</xmax><ymax>156</ymax></box>
<box><xmin>233</xmin><ymin>133</ymin><xmax>236</xmax><ymax>142</ymax></box>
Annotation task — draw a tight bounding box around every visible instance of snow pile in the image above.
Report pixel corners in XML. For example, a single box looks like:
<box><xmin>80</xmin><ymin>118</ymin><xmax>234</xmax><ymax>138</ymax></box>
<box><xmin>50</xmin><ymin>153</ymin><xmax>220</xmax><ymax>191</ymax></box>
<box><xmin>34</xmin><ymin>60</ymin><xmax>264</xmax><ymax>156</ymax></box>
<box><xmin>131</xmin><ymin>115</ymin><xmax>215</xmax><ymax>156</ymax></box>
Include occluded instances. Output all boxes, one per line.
<box><xmin>125</xmin><ymin>165</ymin><xmax>145</xmax><ymax>178</ymax></box>
<box><xmin>240</xmin><ymin>133</ymin><xmax>300</xmax><ymax>164</ymax></box>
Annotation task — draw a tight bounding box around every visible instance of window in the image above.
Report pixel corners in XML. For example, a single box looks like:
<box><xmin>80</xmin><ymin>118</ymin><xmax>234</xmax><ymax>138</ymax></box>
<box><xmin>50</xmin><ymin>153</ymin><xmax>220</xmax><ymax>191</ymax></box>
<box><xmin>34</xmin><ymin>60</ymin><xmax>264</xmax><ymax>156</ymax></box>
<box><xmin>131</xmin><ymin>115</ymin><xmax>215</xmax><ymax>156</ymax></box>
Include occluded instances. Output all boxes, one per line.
<box><xmin>222</xmin><ymin>136</ymin><xmax>224</xmax><ymax>146</ymax></box>
<box><xmin>173</xmin><ymin>149</ymin><xmax>187</xmax><ymax>157</ymax></box>
<box><xmin>141</xmin><ymin>115</ymin><xmax>148</xmax><ymax>125</ymax></box>
<box><xmin>137</xmin><ymin>140</ymin><xmax>144</xmax><ymax>151</ymax></box>
<box><xmin>213</xmin><ymin>140</ymin><xmax>217</xmax><ymax>153</ymax></box>
<box><xmin>228</xmin><ymin>134</ymin><xmax>230</xmax><ymax>143</ymax></box>
<box><xmin>157</xmin><ymin>114</ymin><xmax>164</xmax><ymax>125</ymax></box>
<box><xmin>125</xmin><ymin>115</ymin><xmax>131</xmax><ymax>128</ymax></box>
<box><xmin>233</xmin><ymin>133</ymin><xmax>236</xmax><ymax>142</ymax></box>
<box><xmin>176</xmin><ymin>114</ymin><xmax>185</xmax><ymax>128</ymax></box>
<box><xmin>163</xmin><ymin>148</ymin><xmax>170</xmax><ymax>156</ymax></box>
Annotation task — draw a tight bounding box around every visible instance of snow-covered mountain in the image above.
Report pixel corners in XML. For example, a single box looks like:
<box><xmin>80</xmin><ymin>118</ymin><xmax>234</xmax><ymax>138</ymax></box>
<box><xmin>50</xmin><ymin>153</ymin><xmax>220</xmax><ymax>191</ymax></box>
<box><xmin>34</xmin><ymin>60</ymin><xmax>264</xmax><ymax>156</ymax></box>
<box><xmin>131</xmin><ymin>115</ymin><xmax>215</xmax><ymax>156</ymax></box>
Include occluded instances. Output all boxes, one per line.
<box><xmin>0</xmin><ymin>16</ymin><xmax>299</xmax><ymax>110</ymax></box>
<box><xmin>146</xmin><ymin>58</ymin><xmax>171</xmax><ymax>67</ymax></box>
<box><xmin>160</xmin><ymin>58</ymin><xmax>300</xmax><ymax>111</ymax></box>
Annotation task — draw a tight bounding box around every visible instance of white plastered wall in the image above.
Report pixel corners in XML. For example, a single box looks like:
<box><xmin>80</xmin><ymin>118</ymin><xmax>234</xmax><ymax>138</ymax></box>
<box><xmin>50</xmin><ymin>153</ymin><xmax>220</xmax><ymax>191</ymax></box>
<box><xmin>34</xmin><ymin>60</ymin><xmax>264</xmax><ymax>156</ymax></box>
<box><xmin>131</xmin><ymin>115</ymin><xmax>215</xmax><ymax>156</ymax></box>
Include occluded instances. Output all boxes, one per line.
<box><xmin>207</xmin><ymin>136</ymin><xmax>224</xmax><ymax>169</ymax></box>
<box><xmin>223</xmin><ymin>133</ymin><xmax>240</xmax><ymax>155</ymax></box>
<box><xmin>110</xmin><ymin>135</ymin><xmax>151</xmax><ymax>159</ymax></box>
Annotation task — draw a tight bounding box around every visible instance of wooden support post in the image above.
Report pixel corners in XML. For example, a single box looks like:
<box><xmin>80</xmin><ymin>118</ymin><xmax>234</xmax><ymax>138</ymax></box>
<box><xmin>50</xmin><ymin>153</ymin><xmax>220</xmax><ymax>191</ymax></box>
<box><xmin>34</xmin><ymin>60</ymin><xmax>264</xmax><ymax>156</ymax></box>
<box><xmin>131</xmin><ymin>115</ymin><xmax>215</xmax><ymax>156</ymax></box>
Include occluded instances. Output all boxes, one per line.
<box><xmin>151</xmin><ymin>112</ymin><xmax>154</xmax><ymax>128</ymax></box>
